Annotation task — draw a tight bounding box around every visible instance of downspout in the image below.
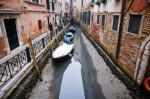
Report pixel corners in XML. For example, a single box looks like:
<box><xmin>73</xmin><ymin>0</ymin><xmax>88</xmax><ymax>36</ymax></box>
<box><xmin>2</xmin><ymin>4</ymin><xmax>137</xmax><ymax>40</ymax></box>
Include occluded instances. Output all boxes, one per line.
<box><xmin>116</xmin><ymin>0</ymin><xmax>134</xmax><ymax>59</ymax></box>
<box><xmin>116</xmin><ymin>0</ymin><xmax>126</xmax><ymax>59</ymax></box>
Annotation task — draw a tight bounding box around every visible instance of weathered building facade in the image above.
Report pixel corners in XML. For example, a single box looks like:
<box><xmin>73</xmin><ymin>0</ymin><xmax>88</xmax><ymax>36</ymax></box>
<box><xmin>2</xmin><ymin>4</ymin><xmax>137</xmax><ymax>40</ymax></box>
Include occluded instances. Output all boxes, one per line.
<box><xmin>0</xmin><ymin>0</ymin><xmax>63</xmax><ymax>59</ymax></box>
<box><xmin>73</xmin><ymin>0</ymin><xmax>81</xmax><ymax>22</ymax></box>
<box><xmin>80</xmin><ymin>0</ymin><xmax>150</xmax><ymax>85</ymax></box>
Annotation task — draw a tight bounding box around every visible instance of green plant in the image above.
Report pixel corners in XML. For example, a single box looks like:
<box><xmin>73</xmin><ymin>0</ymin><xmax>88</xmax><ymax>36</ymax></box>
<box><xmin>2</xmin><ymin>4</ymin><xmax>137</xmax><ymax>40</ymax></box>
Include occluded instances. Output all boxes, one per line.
<box><xmin>90</xmin><ymin>3</ymin><xmax>94</xmax><ymax>7</ymax></box>
<box><xmin>95</xmin><ymin>0</ymin><xmax>101</xmax><ymax>5</ymax></box>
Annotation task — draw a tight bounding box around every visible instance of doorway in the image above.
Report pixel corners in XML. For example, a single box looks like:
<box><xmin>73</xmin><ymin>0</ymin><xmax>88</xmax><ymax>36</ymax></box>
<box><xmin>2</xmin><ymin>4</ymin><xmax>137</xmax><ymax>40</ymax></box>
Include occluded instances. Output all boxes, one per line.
<box><xmin>4</xmin><ymin>19</ymin><xmax>19</xmax><ymax>51</ymax></box>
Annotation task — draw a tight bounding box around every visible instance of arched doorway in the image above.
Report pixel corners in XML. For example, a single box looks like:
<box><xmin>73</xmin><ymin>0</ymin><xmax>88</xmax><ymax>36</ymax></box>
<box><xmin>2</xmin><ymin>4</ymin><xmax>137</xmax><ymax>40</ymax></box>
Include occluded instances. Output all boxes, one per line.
<box><xmin>134</xmin><ymin>35</ymin><xmax>150</xmax><ymax>85</ymax></box>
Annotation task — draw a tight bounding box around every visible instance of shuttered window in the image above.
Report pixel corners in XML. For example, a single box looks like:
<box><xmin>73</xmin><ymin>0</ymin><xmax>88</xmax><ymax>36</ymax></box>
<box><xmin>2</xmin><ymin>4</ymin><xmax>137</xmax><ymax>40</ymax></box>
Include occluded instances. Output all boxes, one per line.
<box><xmin>80</xmin><ymin>12</ymin><xmax>82</xmax><ymax>21</ymax></box>
<box><xmin>128</xmin><ymin>15</ymin><xmax>142</xmax><ymax>34</ymax></box>
<box><xmin>101</xmin><ymin>15</ymin><xmax>105</xmax><ymax>26</ymax></box>
<box><xmin>52</xmin><ymin>2</ymin><xmax>54</xmax><ymax>11</ymax></box>
<box><xmin>46</xmin><ymin>0</ymin><xmax>50</xmax><ymax>10</ymax></box>
<box><xmin>82</xmin><ymin>12</ymin><xmax>84</xmax><ymax>22</ymax></box>
<box><xmin>85</xmin><ymin>12</ymin><xmax>87</xmax><ymax>24</ymax></box>
<box><xmin>112</xmin><ymin>15</ymin><xmax>119</xmax><ymax>31</ymax></box>
<box><xmin>87</xmin><ymin>11</ymin><xmax>91</xmax><ymax>25</ymax></box>
<box><xmin>97</xmin><ymin>15</ymin><xmax>100</xmax><ymax>24</ymax></box>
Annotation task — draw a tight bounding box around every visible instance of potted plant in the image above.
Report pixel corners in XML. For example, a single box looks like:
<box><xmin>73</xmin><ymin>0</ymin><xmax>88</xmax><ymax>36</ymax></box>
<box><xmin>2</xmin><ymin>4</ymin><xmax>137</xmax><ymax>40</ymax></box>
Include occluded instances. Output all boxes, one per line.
<box><xmin>90</xmin><ymin>3</ymin><xmax>94</xmax><ymax>7</ymax></box>
<box><xmin>100</xmin><ymin>0</ymin><xmax>107</xmax><ymax>3</ymax></box>
<box><xmin>95</xmin><ymin>0</ymin><xmax>101</xmax><ymax>5</ymax></box>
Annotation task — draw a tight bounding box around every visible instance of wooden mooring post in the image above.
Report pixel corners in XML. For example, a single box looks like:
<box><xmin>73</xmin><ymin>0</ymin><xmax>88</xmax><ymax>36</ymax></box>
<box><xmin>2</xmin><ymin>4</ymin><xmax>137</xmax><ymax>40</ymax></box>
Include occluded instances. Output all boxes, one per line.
<box><xmin>46</xmin><ymin>28</ymin><xmax>53</xmax><ymax>51</ymax></box>
<box><xmin>53</xmin><ymin>24</ymin><xmax>59</xmax><ymax>46</ymax></box>
<box><xmin>27</xmin><ymin>35</ymin><xmax>43</xmax><ymax>81</ymax></box>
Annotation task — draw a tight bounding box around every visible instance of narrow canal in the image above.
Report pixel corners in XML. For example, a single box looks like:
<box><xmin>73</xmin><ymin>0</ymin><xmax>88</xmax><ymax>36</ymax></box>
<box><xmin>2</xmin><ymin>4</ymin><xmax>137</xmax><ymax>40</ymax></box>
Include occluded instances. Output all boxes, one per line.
<box><xmin>49</xmin><ymin>24</ymin><xmax>105</xmax><ymax>99</ymax></box>
<box><xmin>28</xmin><ymin>24</ymin><xmax>133</xmax><ymax>99</ymax></box>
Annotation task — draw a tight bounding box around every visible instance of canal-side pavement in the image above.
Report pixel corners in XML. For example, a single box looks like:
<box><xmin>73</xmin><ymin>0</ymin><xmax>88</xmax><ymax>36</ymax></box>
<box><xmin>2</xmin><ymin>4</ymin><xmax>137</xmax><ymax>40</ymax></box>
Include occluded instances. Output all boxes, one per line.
<box><xmin>27</xmin><ymin>24</ymin><xmax>138</xmax><ymax>99</ymax></box>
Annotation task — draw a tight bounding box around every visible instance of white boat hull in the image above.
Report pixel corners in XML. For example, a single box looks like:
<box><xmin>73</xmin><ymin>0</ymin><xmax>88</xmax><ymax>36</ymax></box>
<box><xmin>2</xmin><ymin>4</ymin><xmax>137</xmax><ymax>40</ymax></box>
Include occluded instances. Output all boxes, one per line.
<box><xmin>52</xmin><ymin>43</ymin><xmax>74</xmax><ymax>61</ymax></box>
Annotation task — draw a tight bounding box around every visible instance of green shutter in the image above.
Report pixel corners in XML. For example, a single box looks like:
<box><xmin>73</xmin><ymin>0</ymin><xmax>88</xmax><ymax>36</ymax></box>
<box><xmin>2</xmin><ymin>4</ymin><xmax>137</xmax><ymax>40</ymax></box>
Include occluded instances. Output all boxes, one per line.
<box><xmin>87</xmin><ymin>11</ymin><xmax>91</xmax><ymax>25</ymax></box>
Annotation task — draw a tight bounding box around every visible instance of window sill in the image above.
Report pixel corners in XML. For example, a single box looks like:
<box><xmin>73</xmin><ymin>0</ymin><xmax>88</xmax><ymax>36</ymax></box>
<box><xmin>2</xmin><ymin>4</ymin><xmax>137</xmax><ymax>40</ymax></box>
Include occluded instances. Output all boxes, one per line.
<box><xmin>25</xmin><ymin>1</ymin><xmax>45</xmax><ymax>7</ymax></box>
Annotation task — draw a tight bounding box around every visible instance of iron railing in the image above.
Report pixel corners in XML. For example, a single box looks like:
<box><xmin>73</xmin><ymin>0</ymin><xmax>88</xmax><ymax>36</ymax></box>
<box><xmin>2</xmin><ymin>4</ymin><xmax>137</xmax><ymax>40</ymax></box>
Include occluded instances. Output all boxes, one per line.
<box><xmin>0</xmin><ymin>35</ymin><xmax>49</xmax><ymax>88</ymax></box>
<box><xmin>0</xmin><ymin>50</ymin><xmax>28</xmax><ymax>87</ymax></box>
<box><xmin>0</xmin><ymin>23</ymin><xmax>70</xmax><ymax>88</ymax></box>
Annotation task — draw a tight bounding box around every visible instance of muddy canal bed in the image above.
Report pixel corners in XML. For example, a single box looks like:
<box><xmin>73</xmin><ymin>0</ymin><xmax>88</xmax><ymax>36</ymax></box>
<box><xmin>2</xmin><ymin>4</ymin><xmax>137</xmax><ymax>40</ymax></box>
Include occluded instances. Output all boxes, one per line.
<box><xmin>28</xmin><ymin>24</ymin><xmax>134</xmax><ymax>99</ymax></box>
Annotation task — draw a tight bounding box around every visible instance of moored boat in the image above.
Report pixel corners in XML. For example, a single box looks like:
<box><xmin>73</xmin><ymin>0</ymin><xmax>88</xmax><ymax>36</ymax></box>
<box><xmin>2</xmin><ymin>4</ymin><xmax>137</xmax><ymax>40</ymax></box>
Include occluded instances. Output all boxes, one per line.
<box><xmin>69</xmin><ymin>26</ymin><xmax>76</xmax><ymax>33</ymax></box>
<box><xmin>64</xmin><ymin>32</ymin><xmax>73</xmax><ymax>41</ymax></box>
<box><xmin>52</xmin><ymin>43</ymin><xmax>74</xmax><ymax>61</ymax></box>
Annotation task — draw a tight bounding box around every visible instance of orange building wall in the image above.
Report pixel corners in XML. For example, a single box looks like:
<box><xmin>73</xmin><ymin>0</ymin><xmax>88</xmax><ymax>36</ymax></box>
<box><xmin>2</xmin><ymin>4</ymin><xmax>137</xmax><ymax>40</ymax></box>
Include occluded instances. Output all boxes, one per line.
<box><xmin>0</xmin><ymin>0</ymin><xmax>23</xmax><ymax>10</ymax></box>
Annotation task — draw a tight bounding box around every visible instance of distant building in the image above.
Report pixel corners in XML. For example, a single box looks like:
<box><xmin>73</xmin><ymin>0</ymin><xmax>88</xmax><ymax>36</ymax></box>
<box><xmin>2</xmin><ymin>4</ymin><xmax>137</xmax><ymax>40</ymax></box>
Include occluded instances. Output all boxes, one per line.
<box><xmin>73</xmin><ymin>0</ymin><xmax>81</xmax><ymax>22</ymax></box>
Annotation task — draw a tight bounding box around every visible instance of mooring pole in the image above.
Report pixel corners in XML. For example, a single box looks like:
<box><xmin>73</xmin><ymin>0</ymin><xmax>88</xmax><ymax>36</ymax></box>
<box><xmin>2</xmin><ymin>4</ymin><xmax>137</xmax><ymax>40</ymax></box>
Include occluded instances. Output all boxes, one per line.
<box><xmin>46</xmin><ymin>28</ymin><xmax>53</xmax><ymax>51</ymax></box>
<box><xmin>53</xmin><ymin>24</ymin><xmax>59</xmax><ymax>46</ymax></box>
<box><xmin>27</xmin><ymin>35</ymin><xmax>43</xmax><ymax>81</ymax></box>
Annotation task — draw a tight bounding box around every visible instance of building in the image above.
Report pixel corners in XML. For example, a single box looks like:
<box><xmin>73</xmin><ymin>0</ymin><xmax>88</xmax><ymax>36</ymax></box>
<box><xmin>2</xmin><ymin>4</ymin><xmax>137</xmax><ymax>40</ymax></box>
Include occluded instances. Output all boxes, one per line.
<box><xmin>80</xmin><ymin>0</ymin><xmax>150</xmax><ymax>85</ymax></box>
<box><xmin>0</xmin><ymin>0</ymin><xmax>63</xmax><ymax>59</ymax></box>
<box><xmin>73</xmin><ymin>0</ymin><xmax>81</xmax><ymax>22</ymax></box>
<box><xmin>62</xmin><ymin>0</ymin><xmax>70</xmax><ymax>18</ymax></box>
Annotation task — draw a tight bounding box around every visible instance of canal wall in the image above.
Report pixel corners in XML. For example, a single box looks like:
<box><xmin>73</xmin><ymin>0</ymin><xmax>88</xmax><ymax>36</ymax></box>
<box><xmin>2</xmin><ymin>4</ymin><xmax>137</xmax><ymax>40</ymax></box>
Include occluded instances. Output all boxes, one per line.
<box><xmin>79</xmin><ymin>23</ymin><xmax>141</xmax><ymax>96</ymax></box>
<box><xmin>2</xmin><ymin>23</ymin><xmax>70</xmax><ymax>99</ymax></box>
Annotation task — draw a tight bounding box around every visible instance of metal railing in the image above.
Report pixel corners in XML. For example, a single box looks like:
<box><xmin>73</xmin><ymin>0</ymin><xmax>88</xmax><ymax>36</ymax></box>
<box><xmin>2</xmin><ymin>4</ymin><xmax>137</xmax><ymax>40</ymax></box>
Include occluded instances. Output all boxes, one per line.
<box><xmin>0</xmin><ymin>35</ymin><xmax>49</xmax><ymax>88</ymax></box>
<box><xmin>0</xmin><ymin>23</ymin><xmax>70</xmax><ymax>88</ymax></box>
<box><xmin>0</xmin><ymin>50</ymin><xmax>28</xmax><ymax>87</ymax></box>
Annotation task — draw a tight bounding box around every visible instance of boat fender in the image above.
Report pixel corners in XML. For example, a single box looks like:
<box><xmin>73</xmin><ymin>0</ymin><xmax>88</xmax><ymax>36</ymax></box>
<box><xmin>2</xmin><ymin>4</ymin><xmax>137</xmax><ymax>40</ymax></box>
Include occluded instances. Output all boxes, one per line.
<box><xmin>144</xmin><ymin>77</ymin><xmax>150</xmax><ymax>92</ymax></box>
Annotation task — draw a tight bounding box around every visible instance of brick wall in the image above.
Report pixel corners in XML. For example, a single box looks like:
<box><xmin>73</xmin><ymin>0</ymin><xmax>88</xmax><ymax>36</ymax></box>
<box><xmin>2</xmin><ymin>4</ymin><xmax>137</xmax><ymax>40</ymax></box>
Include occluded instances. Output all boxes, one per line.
<box><xmin>80</xmin><ymin>0</ymin><xmax>150</xmax><ymax>80</ymax></box>
<box><xmin>118</xmin><ymin>1</ymin><xmax>150</xmax><ymax>78</ymax></box>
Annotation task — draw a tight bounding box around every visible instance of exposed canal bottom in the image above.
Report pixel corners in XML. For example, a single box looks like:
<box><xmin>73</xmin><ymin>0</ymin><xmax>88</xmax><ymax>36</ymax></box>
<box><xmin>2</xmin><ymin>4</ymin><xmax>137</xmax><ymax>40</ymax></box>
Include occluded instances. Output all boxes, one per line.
<box><xmin>49</xmin><ymin>24</ymin><xmax>105</xmax><ymax>99</ymax></box>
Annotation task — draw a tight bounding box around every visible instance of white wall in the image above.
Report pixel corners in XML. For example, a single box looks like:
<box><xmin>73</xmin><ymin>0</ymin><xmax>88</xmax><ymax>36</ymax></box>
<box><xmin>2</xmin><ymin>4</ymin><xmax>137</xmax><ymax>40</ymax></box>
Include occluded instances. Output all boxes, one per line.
<box><xmin>92</xmin><ymin>0</ymin><xmax>122</xmax><ymax>13</ymax></box>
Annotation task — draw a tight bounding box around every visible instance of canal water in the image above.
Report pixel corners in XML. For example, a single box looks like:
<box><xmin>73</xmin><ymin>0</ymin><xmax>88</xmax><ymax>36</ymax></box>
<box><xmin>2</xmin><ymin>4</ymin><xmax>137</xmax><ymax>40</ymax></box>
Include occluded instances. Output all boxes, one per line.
<box><xmin>49</xmin><ymin>24</ymin><xmax>105</xmax><ymax>99</ymax></box>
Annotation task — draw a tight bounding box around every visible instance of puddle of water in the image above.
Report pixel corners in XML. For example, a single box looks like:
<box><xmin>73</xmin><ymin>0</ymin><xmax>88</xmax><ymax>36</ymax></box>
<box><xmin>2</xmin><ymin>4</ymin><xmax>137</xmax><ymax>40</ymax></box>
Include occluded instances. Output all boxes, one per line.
<box><xmin>59</xmin><ymin>57</ymin><xmax>85</xmax><ymax>99</ymax></box>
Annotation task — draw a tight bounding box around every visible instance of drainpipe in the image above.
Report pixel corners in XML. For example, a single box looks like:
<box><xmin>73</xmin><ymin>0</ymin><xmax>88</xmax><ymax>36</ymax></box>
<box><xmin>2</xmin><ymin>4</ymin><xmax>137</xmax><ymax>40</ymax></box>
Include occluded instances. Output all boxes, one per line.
<box><xmin>115</xmin><ymin>0</ymin><xmax>126</xmax><ymax>60</ymax></box>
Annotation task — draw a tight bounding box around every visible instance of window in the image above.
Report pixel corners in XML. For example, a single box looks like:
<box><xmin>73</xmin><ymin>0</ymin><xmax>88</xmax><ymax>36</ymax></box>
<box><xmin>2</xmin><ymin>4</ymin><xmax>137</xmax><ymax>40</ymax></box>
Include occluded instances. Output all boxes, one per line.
<box><xmin>112</xmin><ymin>15</ymin><xmax>119</xmax><ymax>31</ymax></box>
<box><xmin>128</xmin><ymin>15</ymin><xmax>142</xmax><ymax>34</ymax></box>
<box><xmin>52</xmin><ymin>1</ymin><xmax>54</xmax><ymax>11</ymax></box>
<box><xmin>80</xmin><ymin>12</ymin><xmax>82</xmax><ymax>21</ymax></box>
<box><xmin>82</xmin><ymin>0</ymin><xmax>83</xmax><ymax>6</ymax></box>
<box><xmin>31</xmin><ymin>0</ymin><xmax>40</xmax><ymax>4</ymax></box>
<box><xmin>46</xmin><ymin>0</ymin><xmax>50</xmax><ymax>10</ymax></box>
<box><xmin>92</xmin><ymin>0</ymin><xmax>95</xmax><ymax>3</ymax></box>
<box><xmin>101</xmin><ymin>15</ymin><xmax>105</xmax><ymax>27</ymax></box>
<box><xmin>85</xmin><ymin>12</ymin><xmax>87</xmax><ymax>24</ymax></box>
<box><xmin>87</xmin><ymin>11</ymin><xmax>91</xmax><ymax>25</ymax></box>
<box><xmin>97</xmin><ymin>15</ymin><xmax>100</xmax><ymax>24</ymax></box>
<box><xmin>91</xmin><ymin>15</ymin><xmax>93</xmax><ymax>22</ymax></box>
<box><xmin>82</xmin><ymin>12</ymin><xmax>84</xmax><ymax>22</ymax></box>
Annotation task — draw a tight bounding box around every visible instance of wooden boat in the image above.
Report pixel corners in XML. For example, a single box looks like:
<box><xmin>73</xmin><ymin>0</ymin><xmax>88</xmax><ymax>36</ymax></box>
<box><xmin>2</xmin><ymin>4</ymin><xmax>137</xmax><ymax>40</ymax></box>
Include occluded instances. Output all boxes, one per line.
<box><xmin>69</xmin><ymin>26</ymin><xmax>76</xmax><ymax>33</ymax></box>
<box><xmin>64</xmin><ymin>32</ymin><xmax>73</xmax><ymax>41</ymax></box>
<box><xmin>52</xmin><ymin>43</ymin><xmax>74</xmax><ymax>61</ymax></box>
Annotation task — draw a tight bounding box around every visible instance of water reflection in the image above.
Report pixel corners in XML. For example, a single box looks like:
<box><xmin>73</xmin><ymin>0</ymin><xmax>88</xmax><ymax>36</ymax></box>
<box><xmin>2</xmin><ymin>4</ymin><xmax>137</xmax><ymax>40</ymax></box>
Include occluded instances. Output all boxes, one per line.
<box><xmin>59</xmin><ymin>57</ymin><xmax>85</xmax><ymax>99</ymax></box>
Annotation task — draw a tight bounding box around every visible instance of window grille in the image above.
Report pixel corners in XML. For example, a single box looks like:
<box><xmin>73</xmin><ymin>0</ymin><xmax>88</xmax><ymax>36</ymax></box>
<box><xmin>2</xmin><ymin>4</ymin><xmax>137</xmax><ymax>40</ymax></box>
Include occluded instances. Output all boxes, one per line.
<box><xmin>101</xmin><ymin>15</ymin><xmax>105</xmax><ymax>26</ymax></box>
<box><xmin>112</xmin><ymin>15</ymin><xmax>119</xmax><ymax>31</ymax></box>
<box><xmin>128</xmin><ymin>15</ymin><xmax>142</xmax><ymax>34</ymax></box>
